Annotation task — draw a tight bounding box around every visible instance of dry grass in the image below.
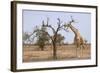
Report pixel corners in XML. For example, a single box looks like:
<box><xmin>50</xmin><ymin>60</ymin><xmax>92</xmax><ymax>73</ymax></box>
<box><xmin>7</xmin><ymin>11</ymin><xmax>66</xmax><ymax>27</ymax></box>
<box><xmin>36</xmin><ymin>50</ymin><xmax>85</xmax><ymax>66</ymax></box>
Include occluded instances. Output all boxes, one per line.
<box><xmin>23</xmin><ymin>44</ymin><xmax>91</xmax><ymax>62</ymax></box>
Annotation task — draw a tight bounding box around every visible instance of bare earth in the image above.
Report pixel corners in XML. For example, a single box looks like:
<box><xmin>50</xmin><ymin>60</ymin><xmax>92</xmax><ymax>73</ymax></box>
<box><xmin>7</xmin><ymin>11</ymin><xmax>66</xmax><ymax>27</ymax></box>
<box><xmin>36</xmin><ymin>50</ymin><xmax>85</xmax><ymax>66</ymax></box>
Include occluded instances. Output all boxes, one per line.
<box><xmin>23</xmin><ymin>44</ymin><xmax>91</xmax><ymax>62</ymax></box>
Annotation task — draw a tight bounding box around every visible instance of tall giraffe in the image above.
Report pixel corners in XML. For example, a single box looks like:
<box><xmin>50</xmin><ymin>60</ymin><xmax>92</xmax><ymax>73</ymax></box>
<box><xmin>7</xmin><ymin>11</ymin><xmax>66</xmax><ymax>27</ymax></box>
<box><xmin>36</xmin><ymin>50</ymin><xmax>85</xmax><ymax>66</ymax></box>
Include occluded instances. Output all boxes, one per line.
<box><xmin>65</xmin><ymin>19</ymin><xmax>86</xmax><ymax>58</ymax></box>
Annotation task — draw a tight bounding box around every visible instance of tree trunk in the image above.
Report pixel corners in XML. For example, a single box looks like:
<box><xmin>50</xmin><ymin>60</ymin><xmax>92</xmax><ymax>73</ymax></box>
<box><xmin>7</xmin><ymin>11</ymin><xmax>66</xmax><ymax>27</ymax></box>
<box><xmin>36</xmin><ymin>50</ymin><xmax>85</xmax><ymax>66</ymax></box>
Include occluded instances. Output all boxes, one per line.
<box><xmin>52</xmin><ymin>41</ymin><xmax>57</xmax><ymax>60</ymax></box>
<box><xmin>39</xmin><ymin>45</ymin><xmax>44</xmax><ymax>51</ymax></box>
<box><xmin>40</xmin><ymin>47</ymin><xmax>44</xmax><ymax>51</ymax></box>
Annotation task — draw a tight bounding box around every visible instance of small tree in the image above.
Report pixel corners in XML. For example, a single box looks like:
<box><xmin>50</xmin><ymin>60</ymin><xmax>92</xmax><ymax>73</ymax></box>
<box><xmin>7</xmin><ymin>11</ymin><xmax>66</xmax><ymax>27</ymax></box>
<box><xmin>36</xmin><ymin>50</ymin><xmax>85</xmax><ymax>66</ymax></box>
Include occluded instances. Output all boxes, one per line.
<box><xmin>35</xmin><ymin>23</ymin><xmax>50</xmax><ymax>51</ymax></box>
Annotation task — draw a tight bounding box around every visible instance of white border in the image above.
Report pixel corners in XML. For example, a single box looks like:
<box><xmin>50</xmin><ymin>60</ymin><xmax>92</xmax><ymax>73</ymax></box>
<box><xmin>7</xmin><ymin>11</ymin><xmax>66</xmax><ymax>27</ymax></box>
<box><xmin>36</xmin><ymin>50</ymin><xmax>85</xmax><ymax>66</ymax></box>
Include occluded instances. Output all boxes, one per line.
<box><xmin>17</xmin><ymin>3</ymin><xmax>96</xmax><ymax>69</ymax></box>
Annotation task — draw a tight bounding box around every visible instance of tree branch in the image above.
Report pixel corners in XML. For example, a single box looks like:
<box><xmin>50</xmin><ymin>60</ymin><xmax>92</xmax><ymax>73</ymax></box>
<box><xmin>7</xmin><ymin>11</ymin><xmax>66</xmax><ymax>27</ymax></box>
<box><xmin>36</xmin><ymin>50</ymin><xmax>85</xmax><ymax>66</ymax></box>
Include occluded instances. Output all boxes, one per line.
<box><xmin>59</xmin><ymin>27</ymin><xmax>69</xmax><ymax>32</ymax></box>
<box><xmin>43</xmin><ymin>24</ymin><xmax>56</xmax><ymax>34</ymax></box>
<box><xmin>57</xmin><ymin>18</ymin><xmax>63</xmax><ymax>27</ymax></box>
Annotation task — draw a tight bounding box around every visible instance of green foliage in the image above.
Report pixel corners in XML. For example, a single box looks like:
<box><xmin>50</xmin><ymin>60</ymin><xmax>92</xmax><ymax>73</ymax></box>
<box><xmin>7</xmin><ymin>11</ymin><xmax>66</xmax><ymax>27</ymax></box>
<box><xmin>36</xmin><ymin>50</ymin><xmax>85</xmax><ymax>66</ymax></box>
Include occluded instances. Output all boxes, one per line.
<box><xmin>23</xmin><ymin>32</ymin><xmax>30</xmax><ymax>44</ymax></box>
<box><xmin>35</xmin><ymin>26</ymin><xmax>50</xmax><ymax>50</ymax></box>
<box><xmin>56</xmin><ymin>34</ymin><xmax>65</xmax><ymax>45</ymax></box>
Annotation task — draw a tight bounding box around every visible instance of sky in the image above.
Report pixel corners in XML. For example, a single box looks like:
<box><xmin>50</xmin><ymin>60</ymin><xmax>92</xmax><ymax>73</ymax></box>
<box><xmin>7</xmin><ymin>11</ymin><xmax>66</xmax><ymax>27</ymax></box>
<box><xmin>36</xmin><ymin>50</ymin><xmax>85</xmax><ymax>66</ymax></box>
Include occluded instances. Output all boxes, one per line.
<box><xmin>22</xmin><ymin>10</ymin><xmax>91</xmax><ymax>43</ymax></box>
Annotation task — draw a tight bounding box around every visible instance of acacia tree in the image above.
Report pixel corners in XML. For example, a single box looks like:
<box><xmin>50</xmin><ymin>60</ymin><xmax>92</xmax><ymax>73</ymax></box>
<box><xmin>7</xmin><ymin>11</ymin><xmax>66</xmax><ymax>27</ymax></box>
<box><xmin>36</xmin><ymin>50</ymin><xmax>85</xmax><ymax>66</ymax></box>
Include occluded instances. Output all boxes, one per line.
<box><xmin>35</xmin><ymin>25</ymin><xmax>50</xmax><ymax>51</ymax></box>
<box><xmin>42</xmin><ymin>17</ymin><xmax>68</xmax><ymax>59</ymax></box>
<box><xmin>23</xmin><ymin>23</ymin><xmax>50</xmax><ymax>51</ymax></box>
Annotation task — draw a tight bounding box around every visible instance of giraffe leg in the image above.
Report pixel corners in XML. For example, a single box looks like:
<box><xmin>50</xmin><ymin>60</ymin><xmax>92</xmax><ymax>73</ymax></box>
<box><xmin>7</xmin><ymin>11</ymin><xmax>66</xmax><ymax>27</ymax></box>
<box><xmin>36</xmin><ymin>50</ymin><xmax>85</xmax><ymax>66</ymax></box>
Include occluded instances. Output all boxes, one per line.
<box><xmin>75</xmin><ymin>48</ymin><xmax>78</xmax><ymax>58</ymax></box>
<box><xmin>81</xmin><ymin>45</ymin><xmax>86</xmax><ymax>58</ymax></box>
<box><xmin>80</xmin><ymin>46</ymin><xmax>83</xmax><ymax>58</ymax></box>
<box><xmin>82</xmin><ymin>44</ymin><xmax>86</xmax><ymax>49</ymax></box>
<box><xmin>78</xmin><ymin>47</ymin><xmax>81</xmax><ymax>58</ymax></box>
<box><xmin>76</xmin><ymin>47</ymin><xmax>81</xmax><ymax>58</ymax></box>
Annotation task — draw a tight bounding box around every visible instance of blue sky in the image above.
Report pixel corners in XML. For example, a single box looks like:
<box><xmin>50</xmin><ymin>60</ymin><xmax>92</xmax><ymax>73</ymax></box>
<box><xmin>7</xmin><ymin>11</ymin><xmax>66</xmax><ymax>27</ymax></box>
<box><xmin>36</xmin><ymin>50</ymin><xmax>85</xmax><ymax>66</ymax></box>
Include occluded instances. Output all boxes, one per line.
<box><xmin>22</xmin><ymin>10</ymin><xmax>91</xmax><ymax>43</ymax></box>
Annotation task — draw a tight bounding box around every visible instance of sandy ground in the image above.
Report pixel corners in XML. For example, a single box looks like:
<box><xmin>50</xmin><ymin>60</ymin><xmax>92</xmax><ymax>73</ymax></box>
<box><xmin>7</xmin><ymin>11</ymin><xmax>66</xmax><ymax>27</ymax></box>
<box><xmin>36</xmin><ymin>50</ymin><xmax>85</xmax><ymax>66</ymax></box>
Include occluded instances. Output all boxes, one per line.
<box><xmin>23</xmin><ymin>44</ymin><xmax>91</xmax><ymax>62</ymax></box>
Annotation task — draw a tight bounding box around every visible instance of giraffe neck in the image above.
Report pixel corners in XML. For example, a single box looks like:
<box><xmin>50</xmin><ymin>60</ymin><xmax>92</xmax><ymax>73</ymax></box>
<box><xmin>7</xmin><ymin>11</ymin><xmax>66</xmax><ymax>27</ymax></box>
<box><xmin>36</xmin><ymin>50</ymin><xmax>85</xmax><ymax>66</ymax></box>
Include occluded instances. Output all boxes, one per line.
<box><xmin>69</xmin><ymin>24</ymin><xmax>80</xmax><ymax>36</ymax></box>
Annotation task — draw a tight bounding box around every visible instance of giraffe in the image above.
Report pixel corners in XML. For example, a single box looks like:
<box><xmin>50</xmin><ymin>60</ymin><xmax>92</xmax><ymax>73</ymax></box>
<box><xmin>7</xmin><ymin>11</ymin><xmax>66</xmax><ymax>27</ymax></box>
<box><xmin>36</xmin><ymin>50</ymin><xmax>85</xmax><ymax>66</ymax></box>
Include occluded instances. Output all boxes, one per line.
<box><xmin>65</xmin><ymin>19</ymin><xmax>86</xmax><ymax>58</ymax></box>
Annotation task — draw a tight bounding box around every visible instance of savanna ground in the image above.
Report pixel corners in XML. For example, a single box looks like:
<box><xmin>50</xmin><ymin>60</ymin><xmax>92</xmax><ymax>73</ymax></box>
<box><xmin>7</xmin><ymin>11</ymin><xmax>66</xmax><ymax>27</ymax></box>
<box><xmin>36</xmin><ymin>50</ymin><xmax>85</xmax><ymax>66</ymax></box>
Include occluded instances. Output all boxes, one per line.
<box><xmin>23</xmin><ymin>44</ymin><xmax>91</xmax><ymax>62</ymax></box>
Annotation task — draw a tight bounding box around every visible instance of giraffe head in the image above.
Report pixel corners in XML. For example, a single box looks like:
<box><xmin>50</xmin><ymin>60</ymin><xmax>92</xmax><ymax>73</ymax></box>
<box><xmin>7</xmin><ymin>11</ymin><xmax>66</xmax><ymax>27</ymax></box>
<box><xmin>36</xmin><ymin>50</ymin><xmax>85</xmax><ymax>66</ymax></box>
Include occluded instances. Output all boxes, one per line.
<box><xmin>64</xmin><ymin>16</ymin><xmax>76</xmax><ymax>29</ymax></box>
<box><xmin>64</xmin><ymin>20</ymin><xmax>74</xmax><ymax>29</ymax></box>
